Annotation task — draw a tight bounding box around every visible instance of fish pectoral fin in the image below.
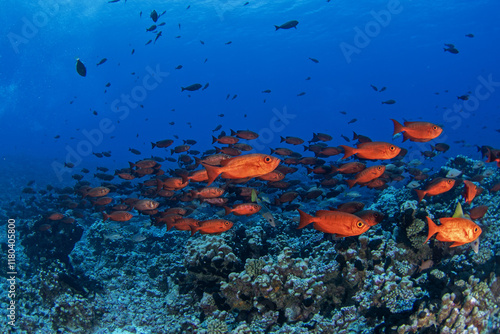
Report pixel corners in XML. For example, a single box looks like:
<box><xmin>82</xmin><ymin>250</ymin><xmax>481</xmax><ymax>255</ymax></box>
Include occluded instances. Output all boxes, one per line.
<box><xmin>449</xmin><ymin>241</ymin><xmax>467</xmax><ymax>248</ymax></box>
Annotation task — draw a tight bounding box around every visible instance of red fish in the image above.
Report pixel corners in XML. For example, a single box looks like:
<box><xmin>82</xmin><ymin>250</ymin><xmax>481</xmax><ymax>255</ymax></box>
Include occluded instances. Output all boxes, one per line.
<box><xmin>424</xmin><ymin>203</ymin><xmax>481</xmax><ymax>250</ymax></box>
<box><xmin>345</xmin><ymin>165</ymin><xmax>385</xmax><ymax>188</ymax></box>
<box><xmin>468</xmin><ymin>205</ymin><xmax>488</xmax><ymax>220</ymax></box>
<box><xmin>201</xmin><ymin>153</ymin><xmax>280</xmax><ymax>186</ymax></box>
<box><xmin>414</xmin><ymin>178</ymin><xmax>455</xmax><ymax>203</ymax></box>
<box><xmin>190</xmin><ymin>219</ymin><xmax>233</xmax><ymax>235</ymax></box>
<box><xmin>224</xmin><ymin>203</ymin><xmax>261</xmax><ymax>216</ymax></box>
<box><xmin>102</xmin><ymin>211</ymin><xmax>133</xmax><ymax>222</ymax></box>
<box><xmin>297</xmin><ymin>209</ymin><xmax>370</xmax><ymax>237</ymax></box>
<box><xmin>462</xmin><ymin>180</ymin><xmax>480</xmax><ymax>204</ymax></box>
<box><xmin>391</xmin><ymin>119</ymin><xmax>443</xmax><ymax>142</ymax></box>
<box><xmin>340</xmin><ymin>142</ymin><xmax>401</xmax><ymax>160</ymax></box>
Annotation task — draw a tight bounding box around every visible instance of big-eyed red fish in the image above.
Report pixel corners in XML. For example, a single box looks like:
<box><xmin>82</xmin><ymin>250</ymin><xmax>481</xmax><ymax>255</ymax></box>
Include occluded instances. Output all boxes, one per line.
<box><xmin>414</xmin><ymin>178</ymin><xmax>455</xmax><ymax>203</ymax></box>
<box><xmin>340</xmin><ymin>142</ymin><xmax>400</xmax><ymax>160</ymax></box>
<box><xmin>297</xmin><ymin>209</ymin><xmax>370</xmax><ymax>237</ymax></box>
<box><xmin>190</xmin><ymin>219</ymin><xmax>233</xmax><ymax>235</ymax></box>
<box><xmin>424</xmin><ymin>203</ymin><xmax>482</xmax><ymax>251</ymax></box>
<box><xmin>201</xmin><ymin>153</ymin><xmax>280</xmax><ymax>186</ymax></box>
<box><xmin>391</xmin><ymin>119</ymin><xmax>443</xmax><ymax>142</ymax></box>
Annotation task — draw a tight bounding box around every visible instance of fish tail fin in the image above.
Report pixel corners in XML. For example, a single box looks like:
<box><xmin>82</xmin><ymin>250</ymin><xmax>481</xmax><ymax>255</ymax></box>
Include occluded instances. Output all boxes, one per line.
<box><xmin>297</xmin><ymin>209</ymin><xmax>315</xmax><ymax>229</ymax></box>
<box><xmin>414</xmin><ymin>189</ymin><xmax>426</xmax><ymax>203</ymax></box>
<box><xmin>181</xmin><ymin>87</ymin><xmax>185</xmax><ymax>92</ymax></box>
<box><xmin>180</xmin><ymin>173</ymin><xmax>189</xmax><ymax>185</ymax></box>
<box><xmin>303</xmin><ymin>145</ymin><xmax>308</xmax><ymax>152</ymax></box>
<box><xmin>270</xmin><ymin>148</ymin><xmax>275</xmax><ymax>154</ymax></box>
<box><xmin>156</xmin><ymin>178</ymin><xmax>163</xmax><ymax>192</ymax></box>
<box><xmin>230</xmin><ymin>129</ymin><xmax>236</xmax><ymax>136</ymax></box>
<box><xmin>128</xmin><ymin>161</ymin><xmax>135</xmax><ymax>169</ymax></box>
<box><xmin>305</xmin><ymin>167</ymin><xmax>312</xmax><ymax>175</ymax></box>
<box><xmin>201</xmin><ymin>162</ymin><xmax>222</xmax><ymax>186</ymax></box>
<box><xmin>211</xmin><ymin>136</ymin><xmax>218</xmax><ymax>144</ymax></box>
<box><xmin>280</xmin><ymin>136</ymin><xmax>285</xmax><ymax>143</ymax></box>
<box><xmin>352</xmin><ymin>131</ymin><xmax>358</xmax><ymax>140</ymax></box>
<box><xmin>151</xmin><ymin>142</ymin><xmax>156</xmax><ymax>149</ymax></box>
<box><xmin>170</xmin><ymin>149</ymin><xmax>174</xmax><ymax>155</ymax></box>
<box><xmin>223</xmin><ymin>206</ymin><xmax>232</xmax><ymax>216</ymax></box>
<box><xmin>346</xmin><ymin>179</ymin><xmax>357</xmax><ymax>189</ymax></box>
<box><xmin>102</xmin><ymin>212</ymin><xmax>109</xmax><ymax>222</ymax></box>
<box><xmin>274</xmin><ymin>25</ymin><xmax>280</xmax><ymax>30</ymax></box>
<box><xmin>391</xmin><ymin>119</ymin><xmax>404</xmax><ymax>136</ymax></box>
<box><xmin>189</xmin><ymin>225</ymin><xmax>200</xmax><ymax>236</ymax></box>
<box><xmin>166</xmin><ymin>221</ymin><xmax>174</xmax><ymax>232</ymax></box>
<box><xmin>424</xmin><ymin>216</ymin><xmax>439</xmax><ymax>245</ymax></box>
<box><xmin>339</xmin><ymin>145</ymin><xmax>355</xmax><ymax>159</ymax></box>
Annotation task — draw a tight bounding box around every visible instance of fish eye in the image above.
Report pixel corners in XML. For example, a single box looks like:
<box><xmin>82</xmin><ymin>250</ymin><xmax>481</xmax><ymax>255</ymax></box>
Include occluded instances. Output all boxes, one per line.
<box><xmin>474</xmin><ymin>227</ymin><xmax>478</xmax><ymax>232</ymax></box>
<box><xmin>377</xmin><ymin>166</ymin><xmax>382</xmax><ymax>170</ymax></box>
<box><xmin>264</xmin><ymin>157</ymin><xmax>272</xmax><ymax>163</ymax></box>
<box><xmin>390</xmin><ymin>146</ymin><xmax>395</xmax><ymax>151</ymax></box>
<box><xmin>448</xmin><ymin>180</ymin><xmax>453</xmax><ymax>183</ymax></box>
<box><xmin>357</xmin><ymin>221</ymin><xmax>364</xmax><ymax>228</ymax></box>
<box><xmin>432</xmin><ymin>126</ymin><xmax>438</xmax><ymax>130</ymax></box>
<box><xmin>224</xmin><ymin>221</ymin><xmax>229</xmax><ymax>225</ymax></box>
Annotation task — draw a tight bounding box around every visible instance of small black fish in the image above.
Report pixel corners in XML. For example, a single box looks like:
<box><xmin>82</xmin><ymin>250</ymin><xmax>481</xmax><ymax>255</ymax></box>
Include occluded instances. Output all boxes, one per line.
<box><xmin>129</xmin><ymin>148</ymin><xmax>141</xmax><ymax>155</ymax></box>
<box><xmin>169</xmin><ymin>122</ymin><xmax>175</xmax><ymax>125</ymax></box>
<box><xmin>275</xmin><ymin>20</ymin><xmax>299</xmax><ymax>30</ymax></box>
<box><xmin>262</xmin><ymin>89</ymin><xmax>271</xmax><ymax>93</ymax></box>
<box><xmin>340</xmin><ymin>111</ymin><xmax>347</xmax><ymax>115</ymax></box>
<box><xmin>213</xmin><ymin>125</ymin><xmax>222</xmax><ymax>132</ymax></box>
<box><xmin>305</xmin><ymin>77</ymin><xmax>311</xmax><ymax>80</ymax></box>
<box><xmin>158</xmin><ymin>22</ymin><xmax>166</xmax><ymax>27</ymax></box>
<box><xmin>178</xmin><ymin>23</ymin><xmax>181</xmax><ymax>29</ymax></box>
<box><xmin>145</xmin><ymin>40</ymin><xmax>152</xmax><ymax>45</ymax></box>
<box><xmin>370</xmin><ymin>84</ymin><xmax>378</xmax><ymax>91</ymax></box>
<box><xmin>204</xmin><ymin>58</ymin><xmax>208</xmax><ymax>63</ymax></box>
<box><xmin>347</xmin><ymin>118</ymin><xmax>357</xmax><ymax>124</ymax></box>
<box><xmin>244</xmin><ymin>2</ymin><xmax>249</xmax><ymax>5</ymax></box>
<box><xmin>76</xmin><ymin>58</ymin><xmax>86</xmax><ymax>77</ymax></box>
<box><xmin>54</xmin><ymin>135</ymin><xmax>60</xmax><ymax>139</ymax></box>
<box><xmin>218</xmin><ymin>114</ymin><xmax>224</xmax><ymax>117</ymax></box>
<box><xmin>225</xmin><ymin>41</ymin><xmax>232</xmax><ymax>45</ymax></box>
<box><xmin>146</xmin><ymin>24</ymin><xmax>157</xmax><ymax>32</ymax></box>
<box><xmin>200</xmin><ymin>40</ymin><xmax>205</xmax><ymax>45</ymax></box>
<box><xmin>108</xmin><ymin>0</ymin><xmax>120</xmax><ymax>3</ymax></box>
<box><xmin>202</xmin><ymin>83</ymin><xmax>209</xmax><ymax>90</ymax></box>
<box><xmin>309</xmin><ymin>57</ymin><xmax>319</xmax><ymax>63</ymax></box>
<box><xmin>175</xmin><ymin>35</ymin><xmax>181</xmax><ymax>38</ymax></box>
<box><xmin>379</xmin><ymin>86</ymin><xmax>386</xmax><ymax>92</ymax></box>
<box><xmin>226</xmin><ymin>94</ymin><xmax>230</xmax><ymax>100</ymax></box>
<box><xmin>444</xmin><ymin>46</ymin><xmax>459</xmax><ymax>54</ymax></box>
<box><xmin>381</xmin><ymin>99</ymin><xmax>396</xmax><ymax>104</ymax></box>
<box><xmin>175</xmin><ymin>65</ymin><xmax>183</xmax><ymax>69</ymax></box>
<box><xmin>96</xmin><ymin>58</ymin><xmax>107</xmax><ymax>66</ymax></box>
<box><xmin>154</xmin><ymin>31</ymin><xmax>162</xmax><ymax>43</ymax></box>
<box><xmin>232</xmin><ymin>94</ymin><xmax>237</xmax><ymax>100</ymax></box>
<box><xmin>341</xmin><ymin>134</ymin><xmax>350</xmax><ymax>142</ymax></box>
<box><xmin>181</xmin><ymin>83</ymin><xmax>202</xmax><ymax>92</ymax></box>
<box><xmin>93</xmin><ymin>110</ymin><xmax>98</xmax><ymax>116</ymax></box>
<box><xmin>297</xmin><ymin>92</ymin><xmax>306</xmax><ymax>96</ymax></box>
<box><xmin>105</xmin><ymin>82</ymin><xmax>111</xmax><ymax>87</ymax></box>
<box><xmin>131</xmin><ymin>49</ymin><xmax>135</xmax><ymax>55</ymax></box>
<box><xmin>150</xmin><ymin>10</ymin><xmax>158</xmax><ymax>22</ymax></box>
<box><xmin>457</xmin><ymin>95</ymin><xmax>469</xmax><ymax>101</ymax></box>
<box><xmin>465</xmin><ymin>33</ymin><xmax>474</xmax><ymax>38</ymax></box>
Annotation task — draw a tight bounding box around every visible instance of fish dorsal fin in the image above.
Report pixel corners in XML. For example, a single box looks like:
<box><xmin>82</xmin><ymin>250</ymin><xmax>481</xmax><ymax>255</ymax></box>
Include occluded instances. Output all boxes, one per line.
<box><xmin>452</xmin><ymin>202</ymin><xmax>465</xmax><ymax>218</ymax></box>
<box><xmin>316</xmin><ymin>210</ymin><xmax>335</xmax><ymax>217</ymax></box>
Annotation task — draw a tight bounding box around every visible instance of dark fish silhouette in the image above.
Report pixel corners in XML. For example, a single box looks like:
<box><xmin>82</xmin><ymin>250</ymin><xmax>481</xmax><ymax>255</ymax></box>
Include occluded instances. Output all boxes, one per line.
<box><xmin>370</xmin><ymin>85</ymin><xmax>378</xmax><ymax>91</ymax></box>
<box><xmin>181</xmin><ymin>83</ymin><xmax>202</xmax><ymax>92</ymax></box>
<box><xmin>76</xmin><ymin>59</ymin><xmax>86</xmax><ymax>77</ymax></box>
<box><xmin>309</xmin><ymin>57</ymin><xmax>319</xmax><ymax>63</ymax></box>
<box><xmin>382</xmin><ymin>99</ymin><xmax>396</xmax><ymax>104</ymax></box>
<box><xmin>150</xmin><ymin>10</ymin><xmax>158</xmax><ymax>22</ymax></box>
<box><xmin>96</xmin><ymin>58</ymin><xmax>107</xmax><ymax>66</ymax></box>
<box><xmin>275</xmin><ymin>20</ymin><xmax>299</xmax><ymax>30</ymax></box>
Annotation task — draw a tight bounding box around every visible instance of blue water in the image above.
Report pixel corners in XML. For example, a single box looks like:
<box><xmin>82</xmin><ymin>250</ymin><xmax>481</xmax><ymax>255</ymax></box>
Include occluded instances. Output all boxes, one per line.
<box><xmin>2</xmin><ymin>0</ymin><xmax>499</xmax><ymax>186</ymax></box>
<box><xmin>2</xmin><ymin>1</ymin><xmax>500</xmax><ymax>333</ymax></box>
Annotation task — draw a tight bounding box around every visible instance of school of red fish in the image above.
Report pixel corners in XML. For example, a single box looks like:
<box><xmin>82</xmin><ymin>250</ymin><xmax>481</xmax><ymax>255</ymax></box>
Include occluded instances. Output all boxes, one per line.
<box><xmin>39</xmin><ymin>119</ymin><xmax>500</xmax><ymax>252</ymax></box>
